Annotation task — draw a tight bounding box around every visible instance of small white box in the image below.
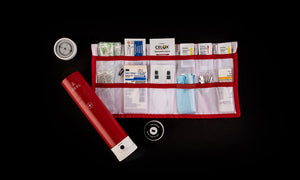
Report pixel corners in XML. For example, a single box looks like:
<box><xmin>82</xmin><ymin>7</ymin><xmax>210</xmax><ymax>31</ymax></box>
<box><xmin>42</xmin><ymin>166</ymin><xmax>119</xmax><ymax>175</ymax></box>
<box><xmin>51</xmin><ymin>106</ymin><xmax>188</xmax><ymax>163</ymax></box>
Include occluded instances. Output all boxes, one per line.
<box><xmin>149</xmin><ymin>38</ymin><xmax>175</xmax><ymax>56</ymax></box>
<box><xmin>150</xmin><ymin>65</ymin><xmax>175</xmax><ymax>83</ymax></box>
<box><xmin>124</xmin><ymin>38</ymin><xmax>146</xmax><ymax>56</ymax></box>
<box><xmin>123</xmin><ymin>65</ymin><xmax>147</xmax><ymax>83</ymax></box>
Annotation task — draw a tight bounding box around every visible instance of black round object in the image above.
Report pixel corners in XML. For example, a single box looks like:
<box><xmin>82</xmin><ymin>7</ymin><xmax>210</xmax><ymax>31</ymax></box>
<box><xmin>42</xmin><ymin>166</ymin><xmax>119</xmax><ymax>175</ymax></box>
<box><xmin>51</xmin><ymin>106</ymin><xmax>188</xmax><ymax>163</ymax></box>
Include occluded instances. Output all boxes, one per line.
<box><xmin>144</xmin><ymin>120</ymin><xmax>164</xmax><ymax>141</ymax></box>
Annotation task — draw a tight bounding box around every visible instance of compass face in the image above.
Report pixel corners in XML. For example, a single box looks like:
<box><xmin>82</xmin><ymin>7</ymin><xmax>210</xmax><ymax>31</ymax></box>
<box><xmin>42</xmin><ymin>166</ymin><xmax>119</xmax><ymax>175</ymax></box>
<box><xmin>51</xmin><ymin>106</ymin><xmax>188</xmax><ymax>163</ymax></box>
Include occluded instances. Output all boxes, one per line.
<box><xmin>54</xmin><ymin>38</ymin><xmax>77</xmax><ymax>60</ymax></box>
<box><xmin>59</xmin><ymin>42</ymin><xmax>72</xmax><ymax>56</ymax></box>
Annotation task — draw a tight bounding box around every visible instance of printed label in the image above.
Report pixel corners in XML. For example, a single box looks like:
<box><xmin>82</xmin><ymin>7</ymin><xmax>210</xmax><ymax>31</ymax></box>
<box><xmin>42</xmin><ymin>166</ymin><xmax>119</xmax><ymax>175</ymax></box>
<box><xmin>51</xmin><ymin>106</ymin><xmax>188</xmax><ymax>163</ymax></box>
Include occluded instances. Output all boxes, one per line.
<box><xmin>218</xmin><ymin>68</ymin><xmax>232</xmax><ymax>82</ymax></box>
<box><xmin>134</xmin><ymin>41</ymin><xmax>143</xmax><ymax>56</ymax></box>
<box><xmin>216</xmin><ymin>42</ymin><xmax>232</xmax><ymax>54</ymax></box>
<box><xmin>150</xmin><ymin>65</ymin><xmax>175</xmax><ymax>83</ymax></box>
<box><xmin>218</xmin><ymin>87</ymin><xmax>235</xmax><ymax>113</ymax></box>
<box><xmin>124</xmin><ymin>65</ymin><xmax>147</xmax><ymax>83</ymax></box>
<box><xmin>180</xmin><ymin>43</ymin><xmax>194</xmax><ymax>55</ymax></box>
<box><xmin>124</xmin><ymin>39</ymin><xmax>146</xmax><ymax>56</ymax></box>
<box><xmin>150</xmin><ymin>38</ymin><xmax>175</xmax><ymax>55</ymax></box>
<box><xmin>124</xmin><ymin>88</ymin><xmax>147</xmax><ymax>113</ymax></box>
<box><xmin>198</xmin><ymin>43</ymin><xmax>212</xmax><ymax>55</ymax></box>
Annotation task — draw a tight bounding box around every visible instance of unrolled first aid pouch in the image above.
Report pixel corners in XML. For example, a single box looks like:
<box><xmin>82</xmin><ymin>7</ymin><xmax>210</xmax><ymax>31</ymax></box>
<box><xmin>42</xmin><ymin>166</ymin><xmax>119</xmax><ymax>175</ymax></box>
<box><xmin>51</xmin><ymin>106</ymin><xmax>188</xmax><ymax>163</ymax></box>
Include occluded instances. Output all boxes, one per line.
<box><xmin>91</xmin><ymin>42</ymin><xmax>240</xmax><ymax>118</ymax></box>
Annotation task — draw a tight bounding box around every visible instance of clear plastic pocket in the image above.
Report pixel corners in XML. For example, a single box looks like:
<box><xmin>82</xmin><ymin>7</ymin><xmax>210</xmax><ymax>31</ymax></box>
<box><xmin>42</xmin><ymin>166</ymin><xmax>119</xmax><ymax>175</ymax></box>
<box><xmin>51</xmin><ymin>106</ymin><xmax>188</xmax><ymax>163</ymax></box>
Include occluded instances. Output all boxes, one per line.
<box><xmin>195</xmin><ymin>87</ymin><xmax>236</xmax><ymax>114</ymax></box>
<box><xmin>216</xmin><ymin>58</ymin><xmax>234</xmax><ymax>82</ymax></box>
<box><xmin>149</xmin><ymin>88</ymin><xmax>176</xmax><ymax>114</ymax></box>
<box><xmin>176</xmin><ymin>60</ymin><xmax>195</xmax><ymax>76</ymax></box>
<box><xmin>124</xmin><ymin>60</ymin><xmax>149</xmax><ymax>82</ymax></box>
<box><xmin>96</xmin><ymin>60</ymin><xmax>124</xmax><ymax>83</ymax></box>
<box><xmin>123</xmin><ymin>88</ymin><xmax>148</xmax><ymax>114</ymax></box>
<box><xmin>196</xmin><ymin>88</ymin><xmax>219</xmax><ymax>114</ymax></box>
<box><xmin>176</xmin><ymin>88</ymin><xmax>197</xmax><ymax>114</ymax></box>
<box><xmin>93</xmin><ymin>54</ymin><xmax>239</xmax><ymax>117</ymax></box>
<box><xmin>195</xmin><ymin>60</ymin><xmax>217</xmax><ymax>83</ymax></box>
<box><xmin>149</xmin><ymin>60</ymin><xmax>176</xmax><ymax>84</ymax></box>
<box><xmin>95</xmin><ymin>88</ymin><xmax>123</xmax><ymax>114</ymax></box>
<box><xmin>216</xmin><ymin>87</ymin><xmax>236</xmax><ymax>113</ymax></box>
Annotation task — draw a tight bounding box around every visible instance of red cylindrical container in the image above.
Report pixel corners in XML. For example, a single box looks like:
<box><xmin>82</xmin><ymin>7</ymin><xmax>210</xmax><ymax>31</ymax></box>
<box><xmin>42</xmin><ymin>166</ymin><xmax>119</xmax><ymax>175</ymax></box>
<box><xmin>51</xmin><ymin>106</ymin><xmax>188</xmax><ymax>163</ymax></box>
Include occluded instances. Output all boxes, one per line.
<box><xmin>61</xmin><ymin>71</ymin><xmax>137</xmax><ymax>161</ymax></box>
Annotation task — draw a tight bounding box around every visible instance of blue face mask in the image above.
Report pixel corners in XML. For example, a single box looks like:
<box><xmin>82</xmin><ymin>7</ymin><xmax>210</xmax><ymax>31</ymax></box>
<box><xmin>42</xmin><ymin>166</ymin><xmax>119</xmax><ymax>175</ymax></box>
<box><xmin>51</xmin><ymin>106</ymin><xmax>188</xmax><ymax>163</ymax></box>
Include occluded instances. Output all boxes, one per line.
<box><xmin>176</xmin><ymin>73</ymin><xmax>197</xmax><ymax>114</ymax></box>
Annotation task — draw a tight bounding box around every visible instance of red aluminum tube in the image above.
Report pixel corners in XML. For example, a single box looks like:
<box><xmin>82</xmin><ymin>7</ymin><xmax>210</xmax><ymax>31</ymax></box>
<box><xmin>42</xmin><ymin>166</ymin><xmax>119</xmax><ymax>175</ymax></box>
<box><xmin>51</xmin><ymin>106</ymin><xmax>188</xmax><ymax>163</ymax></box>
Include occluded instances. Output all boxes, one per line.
<box><xmin>61</xmin><ymin>71</ymin><xmax>137</xmax><ymax>161</ymax></box>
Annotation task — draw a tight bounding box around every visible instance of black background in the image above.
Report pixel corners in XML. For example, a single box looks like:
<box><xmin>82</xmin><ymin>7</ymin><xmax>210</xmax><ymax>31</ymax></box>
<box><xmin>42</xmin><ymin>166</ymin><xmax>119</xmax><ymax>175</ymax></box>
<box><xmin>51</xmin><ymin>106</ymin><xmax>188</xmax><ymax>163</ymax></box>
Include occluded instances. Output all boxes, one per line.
<box><xmin>40</xmin><ymin>16</ymin><xmax>283</xmax><ymax>174</ymax></box>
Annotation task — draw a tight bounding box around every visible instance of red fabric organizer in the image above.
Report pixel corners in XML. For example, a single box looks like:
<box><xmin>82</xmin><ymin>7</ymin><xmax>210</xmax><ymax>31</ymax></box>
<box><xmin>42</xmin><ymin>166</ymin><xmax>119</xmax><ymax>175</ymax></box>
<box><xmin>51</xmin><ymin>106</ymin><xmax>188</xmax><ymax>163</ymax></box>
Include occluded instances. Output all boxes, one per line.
<box><xmin>91</xmin><ymin>53</ymin><xmax>240</xmax><ymax>119</ymax></box>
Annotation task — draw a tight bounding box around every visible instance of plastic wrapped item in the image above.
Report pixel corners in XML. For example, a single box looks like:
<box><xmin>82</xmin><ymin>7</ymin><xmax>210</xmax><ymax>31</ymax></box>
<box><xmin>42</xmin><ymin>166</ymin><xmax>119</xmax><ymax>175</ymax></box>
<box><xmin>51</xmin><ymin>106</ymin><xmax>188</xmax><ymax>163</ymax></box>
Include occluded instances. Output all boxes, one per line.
<box><xmin>124</xmin><ymin>38</ymin><xmax>146</xmax><ymax>56</ymax></box>
<box><xmin>123</xmin><ymin>65</ymin><xmax>147</xmax><ymax>83</ymax></box>
<box><xmin>113</xmin><ymin>42</ymin><xmax>121</xmax><ymax>56</ymax></box>
<box><xmin>98</xmin><ymin>42</ymin><xmax>114</xmax><ymax>56</ymax></box>
<box><xmin>150</xmin><ymin>65</ymin><xmax>175</xmax><ymax>83</ymax></box>
<box><xmin>198</xmin><ymin>43</ymin><xmax>212</xmax><ymax>55</ymax></box>
<box><xmin>124</xmin><ymin>88</ymin><xmax>147</xmax><ymax>113</ymax></box>
<box><xmin>213</xmin><ymin>42</ymin><xmax>238</xmax><ymax>54</ymax></box>
<box><xmin>217</xmin><ymin>87</ymin><xmax>235</xmax><ymax>113</ymax></box>
<box><xmin>97</xmin><ymin>71</ymin><xmax>114</xmax><ymax>83</ymax></box>
<box><xmin>180</xmin><ymin>43</ymin><xmax>194</xmax><ymax>55</ymax></box>
<box><xmin>149</xmin><ymin>38</ymin><xmax>175</xmax><ymax>55</ymax></box>
<box><xmin>98</xmin><ymin>42</ymin><xmax>121</xmax><ymax>56</ymax></box>
<box><xmin>176</xmin><ymin>73</ymin><xmax>197</xmax><ymax>114</ymax></box>
<box><xmin>199</xmin><ymin>72</ymin><xmax>213</xmax><ymax>84</ymax></box>
<box><xmin>218</xmin><ymin>68</ymin><xmax>232</xmax><ymax>82</ymax></box>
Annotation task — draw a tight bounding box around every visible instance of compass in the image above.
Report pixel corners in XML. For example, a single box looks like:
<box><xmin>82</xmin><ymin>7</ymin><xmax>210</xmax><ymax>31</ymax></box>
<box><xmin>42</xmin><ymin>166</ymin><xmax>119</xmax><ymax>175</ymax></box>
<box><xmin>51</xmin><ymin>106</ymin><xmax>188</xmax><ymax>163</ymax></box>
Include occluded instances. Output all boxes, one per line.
<box><xmin>54</xmin><ymin>38</ymin><xmax>77</xmax><ymax>60</ymax></box>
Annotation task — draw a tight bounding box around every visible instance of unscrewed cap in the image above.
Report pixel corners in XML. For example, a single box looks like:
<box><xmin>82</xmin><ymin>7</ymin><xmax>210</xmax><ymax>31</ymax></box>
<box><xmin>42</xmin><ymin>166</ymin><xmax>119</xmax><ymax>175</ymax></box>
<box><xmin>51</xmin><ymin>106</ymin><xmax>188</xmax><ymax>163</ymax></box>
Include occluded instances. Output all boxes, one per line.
<box><xmin>110</xmin><ymin>136</ymin><xmax>138</xmax><ymax>161</ymax></box>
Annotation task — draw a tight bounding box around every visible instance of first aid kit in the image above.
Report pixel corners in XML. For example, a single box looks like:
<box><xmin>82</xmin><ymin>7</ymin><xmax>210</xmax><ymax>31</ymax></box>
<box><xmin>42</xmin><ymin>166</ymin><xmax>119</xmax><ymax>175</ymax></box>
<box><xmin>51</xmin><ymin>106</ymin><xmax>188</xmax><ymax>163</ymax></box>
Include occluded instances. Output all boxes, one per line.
<box><xmin>91</xmin><ymin>40</ymin><xmax>240</xmax><ymax>119</ymax></box>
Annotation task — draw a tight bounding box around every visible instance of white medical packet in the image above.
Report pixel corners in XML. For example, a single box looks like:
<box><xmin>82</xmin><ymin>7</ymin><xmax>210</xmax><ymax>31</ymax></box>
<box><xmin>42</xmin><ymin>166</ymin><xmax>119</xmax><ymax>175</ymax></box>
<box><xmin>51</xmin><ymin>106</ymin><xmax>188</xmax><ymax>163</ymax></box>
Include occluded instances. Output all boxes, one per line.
<box><xmin>124</xmin><ymin>88</ymin><xmax>147</xmax><ymax>113</ymax></box>
<box><xmin>124</xmin><ymin>38</ymin><xmax>146</xmax><ymax>56</ymax></box>
<box><xmin>218</xmin><ymin>68</ymin><xmax>232</xmax><ymax>82</ymax></box>
<box><xmin>150</xmin><ymin>65</ymin><xmax>175</xmax><ymax>83</ymax></box>
<box><xmin>198</xmin><ymin>43</ymin><xmax>212</xmax><ymax>55</ymax></box>
<box><xmin>124</xmin><ymin>65</ymin><xmax>147</xmax><ymax>83</ymax></box>
<box><xmin>98</xmin><ymin>42</ymin><xmax>114</xmax><ymax>56</ymax></box>
<box><xmin>149</xmin><ymin>38</ymin><xmax>175</xmax><ymax>55</ymax></box>
<box><xmin>215</xmin><ymin>42</ymin><xmax>232</xmax><ymax>54</ymax></box>
<box><xmin>180</xmin><ymin>43</ymin><xmax>194</xmax><ymax>55</ymax></box>
<box><xmin>218</xmin><ymin>87</ymin><xmax>235</xmax><ymax>113</ymax></box>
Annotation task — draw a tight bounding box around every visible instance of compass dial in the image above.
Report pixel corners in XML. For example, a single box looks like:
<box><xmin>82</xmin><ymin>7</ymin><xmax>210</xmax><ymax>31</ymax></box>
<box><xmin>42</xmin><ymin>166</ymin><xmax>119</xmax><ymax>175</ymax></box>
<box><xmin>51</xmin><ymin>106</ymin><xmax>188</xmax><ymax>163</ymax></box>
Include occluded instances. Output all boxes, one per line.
<box><xmin>54</xmin><ymin>38</ymin><xmax>77</xmax><ymax>60</ymax></box>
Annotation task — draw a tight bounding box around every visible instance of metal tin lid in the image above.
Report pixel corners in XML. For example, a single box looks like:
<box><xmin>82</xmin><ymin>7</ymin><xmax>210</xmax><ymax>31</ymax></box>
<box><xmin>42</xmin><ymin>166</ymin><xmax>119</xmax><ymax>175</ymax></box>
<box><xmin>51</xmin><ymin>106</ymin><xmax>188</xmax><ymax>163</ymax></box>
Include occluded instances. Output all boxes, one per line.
<box><xmin>144</xmin><ymin>120</ymin><xmax>164</xmax><ymax>141</ymax></box>
<box><xmin>54</xmin><ymin>38</ymin><xmax>77</xmax><ymax>60</ymax></box>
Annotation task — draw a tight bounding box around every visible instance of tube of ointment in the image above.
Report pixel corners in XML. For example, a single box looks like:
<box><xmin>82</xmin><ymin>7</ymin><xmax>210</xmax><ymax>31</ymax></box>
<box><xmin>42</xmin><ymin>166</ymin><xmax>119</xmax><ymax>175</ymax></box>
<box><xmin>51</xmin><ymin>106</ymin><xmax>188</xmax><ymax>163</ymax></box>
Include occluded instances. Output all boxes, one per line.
<box><xmin>62</xmin><ymin>71</ymin><xmax>137</xmax><ymax>161</ymax></box>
